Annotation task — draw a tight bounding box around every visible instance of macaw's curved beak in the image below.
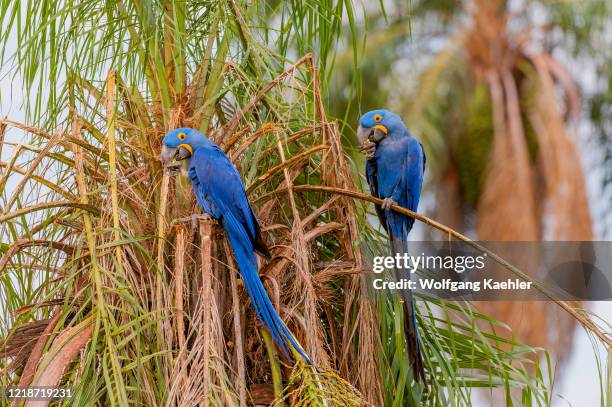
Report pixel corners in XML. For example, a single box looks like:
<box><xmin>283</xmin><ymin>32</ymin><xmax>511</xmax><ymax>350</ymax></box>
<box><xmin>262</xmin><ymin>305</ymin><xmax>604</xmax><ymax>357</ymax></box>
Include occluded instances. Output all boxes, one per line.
<box><xmin>160</xmin><ymin>145</ymin><xmax>192</xmax><ymax>168</ymax></box>
<box><xmin>160</xmin><ymin>145</ymin><xmax>177</xmax><ymax>167</ymax></box>
<box><xmin>356</xmin><ymin>124</ymin><xmax>369</xmax><ymax>144</ymax></box>
<box><xmin>356</xmin><ymin>124</ymin><xmax>387</xmax><ymax>144</ymax></box>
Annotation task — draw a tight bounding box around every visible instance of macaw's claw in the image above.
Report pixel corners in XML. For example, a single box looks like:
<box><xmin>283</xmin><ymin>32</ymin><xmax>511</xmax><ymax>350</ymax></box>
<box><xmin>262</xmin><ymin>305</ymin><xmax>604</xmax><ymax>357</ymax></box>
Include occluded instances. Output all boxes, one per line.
<box><xmin>173</xmin><ymin>214</ymin><xmax>212</xmax><ymax>229</ymax></box>
<box><xmin>381</xmin><ymin>197</ymin><xmax>397</xmax><ymax>211</ymax></box>
<box><xmin>359</xmin><ymin>140</ymin><xmax>377</xmax><ymax>159</ymax></box>
<box><xmin>164</xmin><ymin>163</ymin><xmax>182</xmax><ymax>176</ymax></box>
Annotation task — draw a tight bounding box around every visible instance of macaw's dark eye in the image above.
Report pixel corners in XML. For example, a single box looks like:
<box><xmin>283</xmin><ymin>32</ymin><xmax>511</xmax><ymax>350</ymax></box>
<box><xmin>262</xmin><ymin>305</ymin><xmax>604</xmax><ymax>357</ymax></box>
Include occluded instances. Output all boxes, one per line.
<box><xmin>178</xmin><ymin>132</ymin><xmax>186</xmax><ymax>141</ymax></box>
<box><xmin>374</xmin><ymin>114</ymin><xmax>382</xmax><ymax>122</ymax></box>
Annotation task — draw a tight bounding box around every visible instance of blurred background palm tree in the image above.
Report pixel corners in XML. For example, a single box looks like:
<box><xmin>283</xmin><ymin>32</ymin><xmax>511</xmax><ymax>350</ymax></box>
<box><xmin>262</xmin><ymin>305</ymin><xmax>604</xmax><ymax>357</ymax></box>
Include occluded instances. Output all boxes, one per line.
<box><xmin>330</xmin><ymin>0</ymin><xmax>611</xmax><ymax>359</ymax></box>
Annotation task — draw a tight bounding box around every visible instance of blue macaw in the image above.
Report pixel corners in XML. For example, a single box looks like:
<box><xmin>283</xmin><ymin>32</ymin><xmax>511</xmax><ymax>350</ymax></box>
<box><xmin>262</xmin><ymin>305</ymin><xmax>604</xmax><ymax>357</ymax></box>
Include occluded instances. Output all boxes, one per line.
<box><xmin>160</xmin><ymin>128</ymin><xmax>311</xmax><ymax>364</ymax></box>
<box><xmin>357</xmin><ymin>109</ymin><xmax>426</xmax><ymax>382</ymax></box>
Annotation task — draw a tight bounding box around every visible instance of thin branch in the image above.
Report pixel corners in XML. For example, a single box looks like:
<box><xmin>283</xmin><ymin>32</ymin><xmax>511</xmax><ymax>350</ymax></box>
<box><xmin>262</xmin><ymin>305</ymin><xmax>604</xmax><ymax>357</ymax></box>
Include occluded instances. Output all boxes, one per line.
<box><xmin>0</xmin><ymin>162</ymin><xmax>76</xmax><ymax>200</ymax></box>
<box><xmin>0</xmin><ymin>145</ymin><xmax>23</xmax><ymax>194</ymax></box>
<box><xmin>271</xmin><ymin>184</ymin><xmax>611</xmax><ymax>347</ymax></box>
<box><xmin>0</xmin><ymin>201</ymin><xmax>100</xmax><ymax>223</ymax></box>
<box><xmin>4</xmin><ymin>132</ymin><xmax>62</xmax><ymax>211</ymax></box>
<box><xmin>0</xmin><ymin>240</ymin><xmax>75</xmax><ymax>273</ymax></box>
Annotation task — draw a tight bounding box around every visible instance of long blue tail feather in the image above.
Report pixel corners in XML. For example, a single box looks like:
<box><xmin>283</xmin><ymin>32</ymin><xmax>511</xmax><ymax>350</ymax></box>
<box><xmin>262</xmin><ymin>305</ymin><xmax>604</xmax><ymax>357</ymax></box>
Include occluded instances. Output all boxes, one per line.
<box><xmin>390</xmin><ymin>236</ymin><xmax>425</xmax><ymax>382</ymax></box>
<box><xmin>226</xmin><ymin>230</ymin><xmax>313</xmax><ymax>365</ymax></box>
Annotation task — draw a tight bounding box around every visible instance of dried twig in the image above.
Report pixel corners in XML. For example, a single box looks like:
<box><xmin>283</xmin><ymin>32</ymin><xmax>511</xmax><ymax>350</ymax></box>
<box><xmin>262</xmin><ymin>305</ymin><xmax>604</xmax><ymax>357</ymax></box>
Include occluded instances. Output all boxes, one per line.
<box><xmin>271</xmin><ymin>184</ymin><xmax>611</xmax><ymax>347</ymax></box>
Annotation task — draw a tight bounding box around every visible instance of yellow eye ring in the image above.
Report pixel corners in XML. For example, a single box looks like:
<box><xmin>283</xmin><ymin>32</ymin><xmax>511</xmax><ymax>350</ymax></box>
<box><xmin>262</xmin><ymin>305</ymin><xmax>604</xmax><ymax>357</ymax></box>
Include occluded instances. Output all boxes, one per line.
<box><xmin>178</xmin><ymin>132</ymin><xmax>186</xmax><ymax>141</ymax></box>
<box><xmin>374</xmin><ymin>114</ymin><xmax>382</xmax><ymax>122</ymax></box>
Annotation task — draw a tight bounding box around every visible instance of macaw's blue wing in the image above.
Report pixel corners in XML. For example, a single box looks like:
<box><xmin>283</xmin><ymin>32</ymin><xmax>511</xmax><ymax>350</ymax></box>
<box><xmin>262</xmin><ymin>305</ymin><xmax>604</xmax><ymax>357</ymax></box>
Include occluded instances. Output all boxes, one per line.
<box><xmin>188</xmin><ymin>150</ymin><xmax>269</xmax><ymax>259</ymax></box>
<box><xmin>399</xmin><ymin>138</ymin><xmax>425</xmax><ymax>233</ymax></box>
<box><xmin>189</xmin><ymin>145</ymin><xmax>310</xmax><ymax>364</ymax></box>
<box><xmin>366</xmin><ymin>137</ymin><xmax>425</xmax><ymax>240</ymax></box>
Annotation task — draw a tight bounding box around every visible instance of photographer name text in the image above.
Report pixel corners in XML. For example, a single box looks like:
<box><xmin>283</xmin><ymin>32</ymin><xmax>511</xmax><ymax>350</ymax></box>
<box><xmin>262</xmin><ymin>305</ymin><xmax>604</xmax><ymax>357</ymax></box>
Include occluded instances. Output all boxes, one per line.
<box><xmin>372</xmin><ymin>278</ymin><xmax>533</xmax><ymax>291</ymax></box>
<box><xmin>371</xmin><ymin>253</ymin><xmax>533</xmax><ymax>291</ymax></box>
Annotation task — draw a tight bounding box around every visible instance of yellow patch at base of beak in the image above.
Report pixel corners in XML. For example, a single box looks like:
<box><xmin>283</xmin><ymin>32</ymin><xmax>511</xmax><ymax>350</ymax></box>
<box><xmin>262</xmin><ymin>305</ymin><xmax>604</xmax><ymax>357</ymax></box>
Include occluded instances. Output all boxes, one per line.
<box><xmin>372</xmin><ymin>124</ymin><xmax>388</xmax><ymax>134</ymax></box>
<box><xmin>178</xmin><ymin>143</ymin><xmax>193</xmax><ymax>154</ymax></box>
